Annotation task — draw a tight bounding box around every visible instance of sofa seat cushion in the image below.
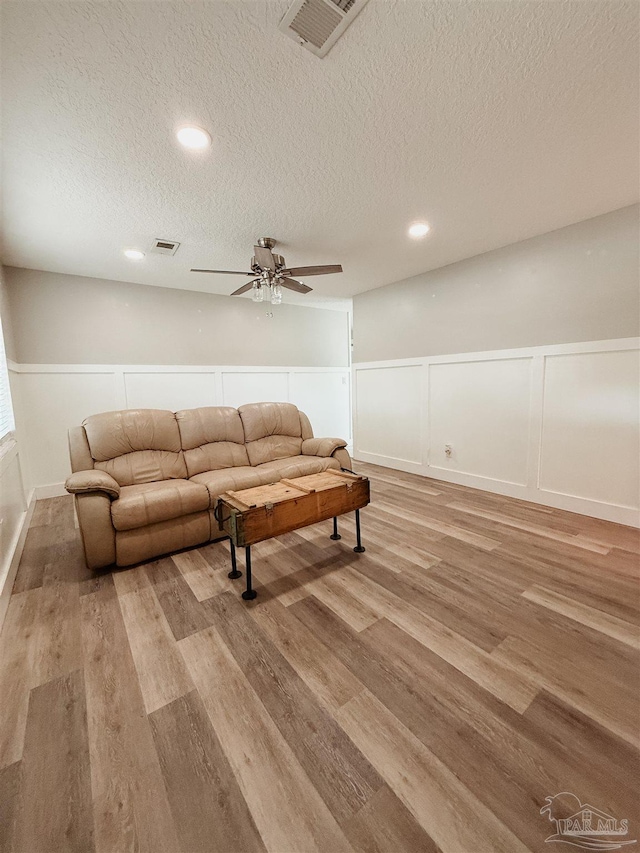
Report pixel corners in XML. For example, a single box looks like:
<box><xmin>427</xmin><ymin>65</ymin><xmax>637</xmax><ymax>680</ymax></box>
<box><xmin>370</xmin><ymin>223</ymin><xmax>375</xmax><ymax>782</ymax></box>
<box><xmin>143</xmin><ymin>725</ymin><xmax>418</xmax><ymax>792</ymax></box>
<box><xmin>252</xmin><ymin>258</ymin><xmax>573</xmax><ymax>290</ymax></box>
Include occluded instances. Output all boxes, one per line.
<box><xmin>254</xmin><ymin>455</ymin><xmax>340</xmax><ymax>482</ymax></box>
<box><xmin>111</xmin><ymin>479</ymin><xmax>210</xmax><ymax>531</ymax></box>
<box><xmin>190</xmin><ymin>466</ymin><xmax>266</xmax><ymax>502</ymax></box>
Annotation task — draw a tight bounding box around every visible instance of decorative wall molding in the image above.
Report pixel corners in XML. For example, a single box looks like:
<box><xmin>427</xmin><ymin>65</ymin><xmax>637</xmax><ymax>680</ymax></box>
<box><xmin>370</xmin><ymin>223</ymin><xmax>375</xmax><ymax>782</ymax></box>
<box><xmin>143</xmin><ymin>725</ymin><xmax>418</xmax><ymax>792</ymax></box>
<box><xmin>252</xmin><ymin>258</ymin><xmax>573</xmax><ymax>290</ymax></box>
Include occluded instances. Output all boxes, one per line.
<box><xmin>7</xmin><ymin>361</ymin><xmax>352</xmax><ymax>497</ymax></box>
<box><xmin>0</xmin><ymin>454</ymin><xmax>33</xmax><ymax>634</ymax></box>
<box><xmin>353</xmin><ymin>338</ymin><xmax>640</xmax><ymax>527</ymax></box>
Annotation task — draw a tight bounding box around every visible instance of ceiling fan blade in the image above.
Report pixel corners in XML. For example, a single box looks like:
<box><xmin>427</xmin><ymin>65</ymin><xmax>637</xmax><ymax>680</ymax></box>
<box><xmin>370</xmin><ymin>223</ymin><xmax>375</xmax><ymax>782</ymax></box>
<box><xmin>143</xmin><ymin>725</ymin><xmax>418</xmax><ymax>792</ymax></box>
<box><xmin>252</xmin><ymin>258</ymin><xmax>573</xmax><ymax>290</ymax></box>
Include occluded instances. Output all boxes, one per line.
<box><xmin>282</xmin><ymin>264</ymin><xmax>342</xmax><ymax>277</ymax></box>
<box><xmin>230</xmin><ymin>280</ymin><xmax>258</xmax><ymax>296</ymax></box>
<box><xmin>253</xmin><ymin>245</ymin><xmax>276</xmax><ymax>271</ymax></box>
<box><xmin>191</xmin><ymin>269</ymin><xmax>254</xmax><ymax>275</ymax></box>
<box><xmin>281</xmin><ymin>277</ymin><xmax>313</xmax><ymax>294</ymax></box>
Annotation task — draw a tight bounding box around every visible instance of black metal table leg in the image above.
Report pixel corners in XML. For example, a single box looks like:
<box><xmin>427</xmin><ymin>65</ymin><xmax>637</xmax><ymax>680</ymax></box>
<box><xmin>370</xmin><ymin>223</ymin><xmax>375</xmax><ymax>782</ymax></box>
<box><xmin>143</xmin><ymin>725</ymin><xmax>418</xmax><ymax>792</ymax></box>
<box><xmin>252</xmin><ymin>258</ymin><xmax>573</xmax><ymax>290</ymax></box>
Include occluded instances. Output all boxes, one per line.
<box><xmin>353</xmin><ymin>508</ymin><xmax>365</xmax><ymax>553</ymax></box>
<box><xmin>228</xmin><ymin>540</ymin><xmax>242</xmax><ymax>579</ymax></box>
<box><xmin>242</xmin><ymin>546</ymin><xmax>257</xmax><ymax>600</ymax></box>
<box><xmin>330</xmin><ymin>516</ymin><xmax>341</xmax><ymax>540</ymax></box>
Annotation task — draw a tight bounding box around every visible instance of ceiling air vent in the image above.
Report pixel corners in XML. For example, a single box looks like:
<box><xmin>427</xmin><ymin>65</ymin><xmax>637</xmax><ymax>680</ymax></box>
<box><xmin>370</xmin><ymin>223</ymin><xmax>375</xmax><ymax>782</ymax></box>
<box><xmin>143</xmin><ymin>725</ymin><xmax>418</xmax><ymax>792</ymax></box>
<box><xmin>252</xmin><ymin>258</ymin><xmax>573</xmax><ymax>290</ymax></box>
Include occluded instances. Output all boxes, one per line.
<box><xmin>150</xmin><ymin>239</ymin><xmax>180</xmax><ymax>256</ymax></box>
<box><xmin>278</xmin><ymin>0</ymin><xmax>370</xmax><ymax>58</ymax></box>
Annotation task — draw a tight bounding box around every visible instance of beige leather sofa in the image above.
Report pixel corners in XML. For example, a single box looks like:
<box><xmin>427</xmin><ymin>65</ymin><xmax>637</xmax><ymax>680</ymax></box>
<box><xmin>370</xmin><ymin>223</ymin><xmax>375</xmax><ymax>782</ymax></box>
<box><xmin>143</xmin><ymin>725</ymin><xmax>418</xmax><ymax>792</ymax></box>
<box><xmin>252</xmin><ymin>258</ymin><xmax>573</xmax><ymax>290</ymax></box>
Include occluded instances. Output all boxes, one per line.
<box><xmin>65</xmin><ymin>401</ymin><xmax>350</xmax><ymax>569</ymax></box>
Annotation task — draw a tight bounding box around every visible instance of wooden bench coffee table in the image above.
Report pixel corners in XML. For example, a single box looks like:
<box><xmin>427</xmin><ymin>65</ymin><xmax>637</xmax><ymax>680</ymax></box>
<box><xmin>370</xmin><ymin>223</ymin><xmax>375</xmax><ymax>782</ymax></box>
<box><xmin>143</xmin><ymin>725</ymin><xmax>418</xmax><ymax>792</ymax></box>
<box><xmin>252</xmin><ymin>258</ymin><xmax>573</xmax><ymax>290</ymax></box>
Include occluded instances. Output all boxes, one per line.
<box><xmin>214</xmin><ymin>469</ymin><xmax>370</xmax><ymax>600</ymax></box>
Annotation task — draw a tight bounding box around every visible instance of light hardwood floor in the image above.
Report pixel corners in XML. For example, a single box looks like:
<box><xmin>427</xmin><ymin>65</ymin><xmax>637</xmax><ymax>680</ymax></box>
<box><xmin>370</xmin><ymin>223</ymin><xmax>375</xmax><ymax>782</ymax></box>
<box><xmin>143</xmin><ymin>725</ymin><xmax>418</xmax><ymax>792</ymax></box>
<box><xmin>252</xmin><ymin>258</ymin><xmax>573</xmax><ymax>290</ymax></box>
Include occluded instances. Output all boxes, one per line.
<box><xmin>1</xmin><ymin>461</ymin><xmax>638</xmax><ymax>852</ymax></box>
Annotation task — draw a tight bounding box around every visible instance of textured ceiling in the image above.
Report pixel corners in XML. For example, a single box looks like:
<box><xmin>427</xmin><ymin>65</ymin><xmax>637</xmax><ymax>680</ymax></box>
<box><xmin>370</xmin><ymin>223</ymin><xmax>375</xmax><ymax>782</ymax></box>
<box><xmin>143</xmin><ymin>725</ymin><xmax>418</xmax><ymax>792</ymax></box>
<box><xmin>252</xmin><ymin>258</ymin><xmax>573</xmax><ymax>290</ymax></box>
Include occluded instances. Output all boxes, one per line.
<box><xmin>1</xmin><ymin>0</ymin><xmax>638</xmax><ymax>305</ymax></box>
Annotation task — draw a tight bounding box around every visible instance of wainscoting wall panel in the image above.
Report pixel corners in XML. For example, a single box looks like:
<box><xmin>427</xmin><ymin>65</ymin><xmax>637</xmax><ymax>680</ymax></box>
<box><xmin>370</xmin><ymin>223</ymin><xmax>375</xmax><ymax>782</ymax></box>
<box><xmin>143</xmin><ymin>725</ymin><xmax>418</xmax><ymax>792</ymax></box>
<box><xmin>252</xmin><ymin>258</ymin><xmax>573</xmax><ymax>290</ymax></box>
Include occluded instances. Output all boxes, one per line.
<box><xmin>289</xmin><ymin>372</ymin><xmax>351</xmax><ymax>442</ymax></box>
<box><xmin>539</xmin><ymin>349</ymin><xmax>640</xmax><ymax>509</ymax></box>
<box><xmin>353</xmin><ymin>338</ymin><xmax>640</xmax><ymax>526</ymax></box>
<box><xmin>428</xmin><ymin>358</ymin><xmax>533</xmax><ymax>486</ymax></box>
<box><xmin>7</xmin><ymin>364</ymin><xmax>351</xmax><ymax>497</ymax></box>
<box><xmin>354</xmin><ymin>365</ymin><xmax>423</xmax><ymax>466</ymax></box>
<box><xmin>0</xmin><ymin>444</ymin><xmax>31</xmax><ymax>631</ymax></box>
<box><xmin>15</xmin><ymin>371</ymin><xmax>120</xmax><ymax>493</ymax></box>
<box><xmin>221</xmin><ymin>371</ymin><xmax>289</xmax><ymax>410</ymax></box>
<box><xmin>124</xmin><ymin>372</ymin><xmax>217</xmax><ymax>411</ymax></box>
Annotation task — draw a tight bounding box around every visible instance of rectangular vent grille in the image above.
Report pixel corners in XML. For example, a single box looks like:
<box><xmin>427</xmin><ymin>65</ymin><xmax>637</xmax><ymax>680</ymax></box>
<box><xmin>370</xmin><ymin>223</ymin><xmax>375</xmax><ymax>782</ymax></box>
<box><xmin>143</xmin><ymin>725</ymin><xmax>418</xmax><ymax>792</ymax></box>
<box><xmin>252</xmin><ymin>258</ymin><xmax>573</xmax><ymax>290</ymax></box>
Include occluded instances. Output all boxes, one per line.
<box><xmin>290</xmin><ymin>0</ymin><xmax>342</xmax><ymax>49</ymax></box>
<box><xmin>328</xmin><ymin>0</ymin><xmax>356</xmax><ymax>11</ymax></box>
<box><xmin>150</xmin><ymin>239</ymin><xmax>180</xmax><ymax>256</ymax></box>
<box><xmin>279</xmin><ymin>0</ymin><xmax>370</xmax><ymax>58</ymax></box>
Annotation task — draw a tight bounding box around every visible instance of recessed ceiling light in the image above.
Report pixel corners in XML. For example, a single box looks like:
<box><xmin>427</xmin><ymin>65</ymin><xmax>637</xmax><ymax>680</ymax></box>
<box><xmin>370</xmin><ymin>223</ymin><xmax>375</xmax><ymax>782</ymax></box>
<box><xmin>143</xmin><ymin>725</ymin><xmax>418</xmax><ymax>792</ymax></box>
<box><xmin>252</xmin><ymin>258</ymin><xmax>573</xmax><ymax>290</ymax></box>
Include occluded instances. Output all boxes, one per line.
<box><xmin>176</xmin><ymin>126</ymin><xmax>211</xmax><ymax>150</ymax></box>
<box><xmin>408</xmin><ymin>222</ymin><xmax>430</xmax><ymax>239</ymax></box>
<box><xmin>124</xmin><ymin>249</ymin><xmax>145</xmax><ymax>260</ymax></box>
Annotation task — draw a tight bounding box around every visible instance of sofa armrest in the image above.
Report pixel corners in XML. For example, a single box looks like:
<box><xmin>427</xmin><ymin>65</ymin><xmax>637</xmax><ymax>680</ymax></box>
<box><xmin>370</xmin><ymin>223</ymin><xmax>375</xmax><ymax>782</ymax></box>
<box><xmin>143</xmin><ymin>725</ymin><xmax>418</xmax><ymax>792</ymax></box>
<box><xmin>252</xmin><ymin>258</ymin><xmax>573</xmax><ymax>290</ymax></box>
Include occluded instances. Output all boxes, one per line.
<box><xmin>65</xmin><ymin>469</ymin><xmax>120</xmax><ymax>500</ymax></box>
<box><xmin>74</xmin><ymin>492</ymin><xmax>116</xmax><ymax>569</ymax></box>
<box><xmin>301</xmin><ymin>437</ymin><xmax>348</xmax><ymax>458</ymax></box>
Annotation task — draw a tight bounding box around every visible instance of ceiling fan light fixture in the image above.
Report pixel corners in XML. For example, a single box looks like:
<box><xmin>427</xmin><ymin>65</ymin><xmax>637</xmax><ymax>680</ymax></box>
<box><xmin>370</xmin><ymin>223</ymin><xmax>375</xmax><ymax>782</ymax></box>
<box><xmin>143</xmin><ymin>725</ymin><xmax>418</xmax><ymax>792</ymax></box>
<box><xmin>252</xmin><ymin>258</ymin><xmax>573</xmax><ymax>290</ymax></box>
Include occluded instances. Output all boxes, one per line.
<box><xmin>194</xmin><ymin>237</ymin><xmax>341</xmax><ymax>299</ymax></box>
<box><xmin>176</xmin><ymin>126</ymin><xmax>211</xmax><ymax>150</ymax></box>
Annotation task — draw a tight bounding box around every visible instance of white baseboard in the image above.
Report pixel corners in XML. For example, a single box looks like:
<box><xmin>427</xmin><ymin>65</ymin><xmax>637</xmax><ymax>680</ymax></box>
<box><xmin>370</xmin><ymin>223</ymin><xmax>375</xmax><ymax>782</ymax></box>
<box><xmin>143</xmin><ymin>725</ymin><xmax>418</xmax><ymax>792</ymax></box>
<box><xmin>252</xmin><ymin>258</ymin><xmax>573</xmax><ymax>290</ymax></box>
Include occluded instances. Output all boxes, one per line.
<box><xmin>354</xmin><ymin>451</ymin><xmax>640</xmax><ymax>528</ymax></box>
<box><xmin>34</xmin><ymin>482</ymin><xmax>68</xmax><ymax>499</ymax></box>
<box><xmin>0</xmin><ymin>493</ymin><xmax>36</xmax><ymax>636</ymax></box>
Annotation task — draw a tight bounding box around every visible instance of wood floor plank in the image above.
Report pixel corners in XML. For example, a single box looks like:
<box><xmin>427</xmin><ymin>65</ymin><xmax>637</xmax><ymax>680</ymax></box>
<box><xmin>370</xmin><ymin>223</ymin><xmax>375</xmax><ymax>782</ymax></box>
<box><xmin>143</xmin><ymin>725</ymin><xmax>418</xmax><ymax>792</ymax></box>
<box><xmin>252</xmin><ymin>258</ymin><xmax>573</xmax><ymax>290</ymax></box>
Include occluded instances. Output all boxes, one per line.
<box><xmin>353</xmin><ymin>554</ymin><xmax>508</xmax><ymax>651</ymax></box>
<box><xmin>9</xmin><ymin>527</ymin><xmax>47</xmax><ymax>593</ymax></box>
<box><xmin>12</xmin><ymin>669</ymin><xmax>94</xmax><ymax>853</ymax></box>
<box><xmin>447</xmin><ymin>500</ymin><xmax>611</xmax><ymax>554</ymax></box>
<box><xmin>524</xmin><ymin>688</ymin><xmax>640</xmax><ymax>819</ymax></box>
<box><xmin>522</xmin><ymin>584</ymin><xmax>640</xmax><ymax>649</ymax></box>
<box><xmin>337</xmin><ymin>513</ymin><xmax>443</xmax><ymax>570</ymax></box>
<box><xmin>0</xmin><ymin>588</ymin><xmax>41</xmax><ymax>768</ymax></box>
<box><xmin>149</xmin><ymin>690</ymin><xmax>266</xmax><ymax>853</ymax></box>
<box><xmin>492</xmin><ymin>634</ymin><xmax>640</xmax><ymax>748</ymax></box>
<box><xmin>32</xmin><ymin>559</ymin><xmax>82</xmax><ymax>686</ymax></box>
<box><xmin>179</xmin><ymin>624</ymin><xmax>354</xmax><ymax>853</ymax></box>
<box><xmin>336</xmin><ymin>690</ymin><xmax>530</xmax><ymax>853</ymax></box>
<box><xmin>374</xmin><ymin>500</ymin><xmax>501</xmax><ymax>551</ymax></box>
<box><xmin>113</xmin><ymin>566</ymin><xmax>195</xmax><ymax>713</ymax></box>
<box><xmin>575</xmin><ymin>529</ymin><xmax>640</xmax><ymax>555</ymax></box>
<box><xmin>262</xmin><ymin>546</ymin><xmax>354</xmax><ymax>607</ymax></box>
<box><xmin>145</xmin><ymin>556</ymin><xmax>213</xmax><ymax>640</ymax></box>
<box><xmin>206</xmin><ymin>591</ymin><xmax>384</xmax><ymax>825</ymax></box>
<box><xmin>309</xmin><ymin>569</ymin><xmax>382</xmax><ymax>631</ymax></box>
<box><xmin>0</xmin><ymin>761</ymin><xmax>20</xmax><ymax>852</ymax></box>
<box><xmin>250</xmin><ymin>597</ymin><xmax>365</xmax><ymax>711</ymax></box>
<box><xmin>365</xmin><ymin>469</ymin><xmax>444</xmax><ymax>496</ymax></box>
<box><xmin>343</xmin><ymin>784</ymin><xmax>440</xmax><ymax>853</ymax></box>
<box><xmin>170</xmin><ymin>549</ymin><xmax>229</xmax><ymax>600</ymax></box>
<box><xmin>342</xmin><ymin>563</ymin><xmax>539</xmax><ymax>712</ymax></box>
<box><xmin>81</xmin><ymin>574</ymin><xmax>181</xmax><ymax>853</ymax></box>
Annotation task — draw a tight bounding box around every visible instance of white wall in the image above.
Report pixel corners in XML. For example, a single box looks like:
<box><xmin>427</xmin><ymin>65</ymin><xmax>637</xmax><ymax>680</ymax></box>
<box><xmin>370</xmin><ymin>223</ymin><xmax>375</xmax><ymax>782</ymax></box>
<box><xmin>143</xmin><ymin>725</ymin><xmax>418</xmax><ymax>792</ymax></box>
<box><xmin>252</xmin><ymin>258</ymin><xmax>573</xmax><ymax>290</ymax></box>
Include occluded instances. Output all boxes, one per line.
<box><xmin>353</xmin><ymin>338</ymin><xmax>640</xmax><ymax>526</ymax></box>
<box><xmin>4</xmin><ymin>266</ymin><xmax>350</xmax><ymax>367</ymax></box>
<box><xmin>353</xmin><ymin>206</ymin><xmax>639</xmax><ymax>362</ymax></box>
<box><xmin>9</xmin><ymin>363</ymin><xmax>352</xmax><ymax>496</ymax></box>
<box><xmin>0</xmin><ymin>270</ymin><xmax>30</xmax><ymax>632</ymax></box>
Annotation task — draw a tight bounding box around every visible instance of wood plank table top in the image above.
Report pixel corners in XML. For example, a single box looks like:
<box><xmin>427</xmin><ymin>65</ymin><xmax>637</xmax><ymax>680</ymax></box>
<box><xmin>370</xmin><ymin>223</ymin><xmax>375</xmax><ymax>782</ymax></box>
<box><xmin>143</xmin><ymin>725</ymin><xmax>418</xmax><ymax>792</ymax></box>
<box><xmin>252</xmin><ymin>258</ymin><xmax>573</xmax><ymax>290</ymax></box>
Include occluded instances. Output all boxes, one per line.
<box><xmin>216</xmin><ymin>470</ymin><xmax>370</xmax><ymax>548</ymax></box>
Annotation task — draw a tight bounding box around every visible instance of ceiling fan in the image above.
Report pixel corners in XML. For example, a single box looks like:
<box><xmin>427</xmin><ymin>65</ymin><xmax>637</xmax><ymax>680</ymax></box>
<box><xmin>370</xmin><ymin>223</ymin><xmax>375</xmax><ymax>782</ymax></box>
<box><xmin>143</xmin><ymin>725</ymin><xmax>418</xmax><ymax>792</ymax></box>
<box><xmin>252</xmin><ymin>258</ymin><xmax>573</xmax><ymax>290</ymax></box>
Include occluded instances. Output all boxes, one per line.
<box><xmin>191</xmin><ymin>237</ymin><xmax>343</xmax><ymax>304</ymax></box>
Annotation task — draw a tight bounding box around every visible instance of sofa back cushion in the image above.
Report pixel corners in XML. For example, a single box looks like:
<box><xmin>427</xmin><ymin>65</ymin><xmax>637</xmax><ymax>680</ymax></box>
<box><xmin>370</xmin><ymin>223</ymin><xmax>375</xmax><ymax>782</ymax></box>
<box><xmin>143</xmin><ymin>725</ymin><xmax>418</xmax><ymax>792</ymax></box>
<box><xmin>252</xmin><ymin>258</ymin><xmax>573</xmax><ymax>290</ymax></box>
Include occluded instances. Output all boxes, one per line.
<box><xmin>83</xmin><ymin>409</ymin><xmax>187</xmax><ymax>486</ymax></box>
<box><xmin>239</xmin><ymin>402</ymin><xmax>303</xmax><ymax>466</ymax></box>
<box><xmin>176</xmin><ymin>407</ymin><xmax>250</xmax><ymax>477</ymax></box>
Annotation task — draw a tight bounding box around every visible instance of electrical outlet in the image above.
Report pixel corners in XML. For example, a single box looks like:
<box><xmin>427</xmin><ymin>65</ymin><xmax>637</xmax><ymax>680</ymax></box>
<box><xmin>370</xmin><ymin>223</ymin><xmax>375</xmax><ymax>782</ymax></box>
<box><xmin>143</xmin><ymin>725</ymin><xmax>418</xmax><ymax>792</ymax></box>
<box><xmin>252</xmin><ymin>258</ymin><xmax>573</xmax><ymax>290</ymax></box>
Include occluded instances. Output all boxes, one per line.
<box><xmin>445</xmin><ymin>444</ymin><xmax>452</xmax><ymax>457</ymax></box>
